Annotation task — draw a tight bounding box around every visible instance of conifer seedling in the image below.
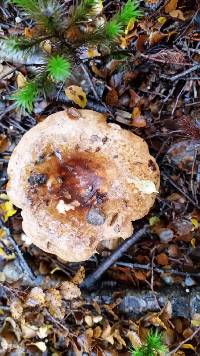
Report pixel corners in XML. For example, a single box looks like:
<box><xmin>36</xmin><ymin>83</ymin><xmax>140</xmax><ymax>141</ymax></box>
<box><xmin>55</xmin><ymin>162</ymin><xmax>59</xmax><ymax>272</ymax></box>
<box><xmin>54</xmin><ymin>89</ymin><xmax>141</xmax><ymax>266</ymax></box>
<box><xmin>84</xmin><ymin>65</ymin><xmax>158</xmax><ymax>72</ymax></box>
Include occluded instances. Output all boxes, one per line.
<box><xmin>2</xmin><ymin>0</ymin><xmax>142</xmax><ymax>111</ymax></box>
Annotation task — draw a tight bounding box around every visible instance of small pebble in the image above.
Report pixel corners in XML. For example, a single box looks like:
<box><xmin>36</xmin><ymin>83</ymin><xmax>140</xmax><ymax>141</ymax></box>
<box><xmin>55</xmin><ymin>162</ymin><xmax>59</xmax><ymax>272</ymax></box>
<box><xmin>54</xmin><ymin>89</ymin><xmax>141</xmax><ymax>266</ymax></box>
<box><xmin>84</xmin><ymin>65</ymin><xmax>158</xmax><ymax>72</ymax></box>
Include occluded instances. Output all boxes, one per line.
<box><xmin>159</xmin><ymin>228</ymin><xmax>174</xmax><ymax>243</ymax></box>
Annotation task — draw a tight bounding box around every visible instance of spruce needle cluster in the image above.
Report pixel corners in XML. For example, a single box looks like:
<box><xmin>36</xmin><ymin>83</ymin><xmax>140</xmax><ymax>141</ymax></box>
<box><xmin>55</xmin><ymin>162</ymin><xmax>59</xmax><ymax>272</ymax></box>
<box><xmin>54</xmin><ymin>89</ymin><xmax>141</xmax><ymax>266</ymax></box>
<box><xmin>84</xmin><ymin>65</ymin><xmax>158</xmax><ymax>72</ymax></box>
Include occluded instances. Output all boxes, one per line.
<box><xmin>2</xmin><ymin>0</ymin><xmax>142</xmax><ymax>111</ymax></box>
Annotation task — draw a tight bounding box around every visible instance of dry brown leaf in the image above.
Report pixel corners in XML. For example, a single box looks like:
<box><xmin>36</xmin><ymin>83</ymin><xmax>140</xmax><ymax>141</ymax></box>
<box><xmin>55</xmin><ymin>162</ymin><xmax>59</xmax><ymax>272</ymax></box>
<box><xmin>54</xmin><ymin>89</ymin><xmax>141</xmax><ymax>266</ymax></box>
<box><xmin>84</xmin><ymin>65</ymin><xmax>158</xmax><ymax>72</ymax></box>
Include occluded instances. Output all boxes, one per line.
<box><xmin>113</xmin><ymin>329</ymin><xmax>126</xmax><ymax>348</ymax></box>
<box><xmin>0</xmin><ymin>134</ymin><xmax>10</xmax><ymax>153</ymax></box>
<box><xmin>72</xmin><ymin>266</ymin><xmax>85</xmax><ymax>285</ymax></box>
<box><xmin>169</xmin><ymin>9</ymin><xmax>185</xmax><ymax>20</ymax></box>
<box><xmin>16</xmin><ymin>72</ymin><xmax>27</xmax><ymax>89</ymax></box>
<box><xmin>10</xmin><ymin>299</ymin><xmax>23</xmax><ymax>320</ymax></box>
<box><xmin>0</xmin><ymin>65</ymin><xmax>14</xmax><ymax>79</ymax></box>
<box><xmin>132</xmin><ymin>107</ymin><xmax>146</xmax><ymax>128</ymax></box>
<box><xmin>105</xmin><ymin>88</ymin><xmax>119</xmax><ymax>106</ymax></box>
<box><xmin>25</xmin><ymin>287</ymin><xmax>45</xmax><ymax>307</ymax></box>
<box><xmin>91</xmin><ymin>64</ymin><xmax>107</xmax><ymax>79</ymax></box>
<box><xmin>42</xmin><ymin>40</ymin><xmax>52</xmax><ymax>54</ymax></box>
<box><xmin>149</xmin><ymin>31</ymin><xmax>167</xmax><ymax>46</ymax></box>
<box><xmin>129</xmin><ymin>89</ymin><xmax>141</xmax><ymax>107</ymax></box>
<box><xmin>165</xmin><ymin>0</ymin><xmax>177</xmax><ymax>13</ymax></box>
<box><xmin>101</xmin><ymin>322</ymin><xmax>114</xmax><ymax>344</ymax></box>
<box><xmin>127</xmin><ymin>331</ymin><xmax>142</xmax><ymax>348</ymax></box>
<box><xmin>93</xmin><ymin>326</ymin><xmax>102</xmax><ymax>338</ymax></box>
<box><xmin>21</xmin><ymin>321</ymin><xmax>38</xmax><ymax>339</ymax></box>
<box><xmin>156</xmin><ymin>252</ymin><xmax>169</xmax><ymax>265</ymax></box>
<box><xmin>65</xmin><ymin>85</ymin><xmax>87</xmax><ymax>108</ymax></box>
<box><xmin>60</xmin><ymin>281</ymin><xmax>81</xmax><ymax>300</ymax></box>
<box><xmin>133</xmin><ymin>270</ymin><xmax>147</xmax><ymax>281</ymax></box>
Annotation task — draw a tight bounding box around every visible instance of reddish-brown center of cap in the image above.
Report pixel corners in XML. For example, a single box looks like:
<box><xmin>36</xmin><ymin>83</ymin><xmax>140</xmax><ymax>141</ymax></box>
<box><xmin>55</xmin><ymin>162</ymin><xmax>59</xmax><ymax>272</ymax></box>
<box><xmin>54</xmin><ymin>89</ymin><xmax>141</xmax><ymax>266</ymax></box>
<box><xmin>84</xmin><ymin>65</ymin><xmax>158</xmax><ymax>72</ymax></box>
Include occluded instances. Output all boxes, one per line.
<box><xmin>27</xmin><ymin>149</ymin><xmax>108</xmax><ymax>220</ymax></box>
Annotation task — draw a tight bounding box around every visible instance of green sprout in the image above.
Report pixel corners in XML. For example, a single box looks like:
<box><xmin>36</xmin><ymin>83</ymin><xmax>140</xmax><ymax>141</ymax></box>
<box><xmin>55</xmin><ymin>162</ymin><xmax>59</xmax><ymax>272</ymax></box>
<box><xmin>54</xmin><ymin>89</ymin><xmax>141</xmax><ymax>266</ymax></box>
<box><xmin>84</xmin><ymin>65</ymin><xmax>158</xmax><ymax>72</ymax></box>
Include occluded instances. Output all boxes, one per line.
<box><xmin>131</xmin><ymin>330</ymin><xmax>168</xmax><ymax>356</ymax></box>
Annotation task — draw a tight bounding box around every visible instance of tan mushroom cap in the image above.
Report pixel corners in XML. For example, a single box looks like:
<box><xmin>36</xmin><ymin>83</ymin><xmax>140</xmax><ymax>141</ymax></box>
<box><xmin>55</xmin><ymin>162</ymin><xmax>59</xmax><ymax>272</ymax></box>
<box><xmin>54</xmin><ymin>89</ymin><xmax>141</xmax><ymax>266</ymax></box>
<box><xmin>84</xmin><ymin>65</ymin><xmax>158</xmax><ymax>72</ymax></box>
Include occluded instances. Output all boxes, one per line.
<box><xmin>7</xmin><ymin>109</ymin><xmax>160</xmax><ymax>262</ymax></box>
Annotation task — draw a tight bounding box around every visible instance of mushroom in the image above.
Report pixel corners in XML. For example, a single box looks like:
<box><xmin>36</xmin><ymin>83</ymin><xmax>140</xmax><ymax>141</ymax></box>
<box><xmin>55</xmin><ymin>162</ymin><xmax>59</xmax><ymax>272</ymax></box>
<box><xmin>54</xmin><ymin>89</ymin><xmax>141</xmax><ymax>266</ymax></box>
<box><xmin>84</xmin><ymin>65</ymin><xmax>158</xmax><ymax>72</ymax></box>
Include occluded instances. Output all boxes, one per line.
<box><xmin>7</xmin><ymin>109</ymin><xmax>160</xmax><ymax>262</ymax></box>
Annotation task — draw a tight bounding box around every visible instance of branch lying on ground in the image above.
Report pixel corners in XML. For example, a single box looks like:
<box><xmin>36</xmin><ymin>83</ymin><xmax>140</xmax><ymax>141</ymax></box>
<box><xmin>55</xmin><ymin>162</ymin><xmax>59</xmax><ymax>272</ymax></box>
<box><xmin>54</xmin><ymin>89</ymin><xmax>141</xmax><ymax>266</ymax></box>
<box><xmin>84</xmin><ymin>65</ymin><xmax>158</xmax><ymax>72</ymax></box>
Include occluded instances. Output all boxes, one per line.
<box><xmin>83</xmin><ymin>286</ymin><xmax>200</xmax><ymax>319</ymax></box>
<box><xmin>162</xmin><ymin>172</ymin><xmax>200</xmax><ymax>209</ymax></box>
<box><xmin>169</xmin><ymin>326</ymin><xmax>200</xmax><ymax>355</ymax></box>
<box><xmin>1</xmin><ymin>224</ymin><xmax>36</xmax><ymax>281</ymax></box>
<box><xmin>81</xmin><ymin>224</ymin><xmax>148</xmax><ymax>289</ymax></box>
<box><xmin>115</xmin><ymin>261</ymin><xmax>200</xmax><ymax>278</ymax></box>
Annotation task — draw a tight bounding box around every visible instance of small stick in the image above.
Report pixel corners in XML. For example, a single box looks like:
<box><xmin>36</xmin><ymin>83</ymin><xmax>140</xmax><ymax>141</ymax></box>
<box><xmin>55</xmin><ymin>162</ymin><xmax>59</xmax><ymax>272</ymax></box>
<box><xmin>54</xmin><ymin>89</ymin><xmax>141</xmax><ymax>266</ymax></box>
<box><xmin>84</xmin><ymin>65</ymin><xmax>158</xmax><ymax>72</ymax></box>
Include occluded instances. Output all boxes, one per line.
<box><xmin>80</xmin><ymin>63</ymin><xmax>99</xmax><ymax>101</ymax></box>
<box><xmin>3</xmin><ymin>225</ymin><xmax>36</xmax><ymax>281</ymax></box>
<box><xmin>162</xmin><ymin>173</ymin><xmax>200</xmax><ymax>209</ymax></box>
<box><xmin>166</xmin><ymin>64</ymin><xmax>200</xmax><ymax>82</ymax></box>
<box><xmin>169</xmin><ymin>326</ymin><xmax>200</xmax><ymax>355</ymax></box>
<box><xmin>115</xmin><ymin>262</ymin><xmax>200</xmax><ymax>278</ymax></box>
<box><xmin>81</xmin><ymin>225</ymin><xmax>148</xmax><ymax>289</ymax></box>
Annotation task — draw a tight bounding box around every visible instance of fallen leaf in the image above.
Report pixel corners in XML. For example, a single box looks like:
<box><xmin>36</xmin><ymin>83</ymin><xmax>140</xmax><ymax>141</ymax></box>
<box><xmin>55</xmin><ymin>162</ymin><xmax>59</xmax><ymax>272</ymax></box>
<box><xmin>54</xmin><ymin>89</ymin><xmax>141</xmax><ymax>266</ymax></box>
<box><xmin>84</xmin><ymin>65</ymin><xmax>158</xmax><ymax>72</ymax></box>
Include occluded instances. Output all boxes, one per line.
<box><xmin>25</xmin><ymin>287</ymin><xmax>45</xmax><ymax>307</ymax></box>
<box><xmin>16</xmin><ymin>72</ymin><xmax>27</xmax><ymax>88</ymax></box>
<box><xmin>169</xmin><ymin>9</ymin><xmax>185</xmax><ymax>20</ymax></box>
<box><xmin>149</xmin><ymin>31</ymin><xmax>167</xmax><ymax>46</ymax></box>
<box><xmin>65</xmin><ymin>85</ymin><xmax>87</xmax><ymax>108</ymax></box>
<box><xmin>181</xmin><ymin>344</ymin><xmax>196</xmax><ymax>351</ymax></box>
<box><xmin>105</xmin><ymin>87</ymin><xmax>119</xmax><ymax>106</ymax></box>
<box><xmin>60</xmin><ymin>281</ymin><xmax>81</xmax><ymax>300</ymax></box>
<box><xmin>10</xmin><ymin>299</ymin><xmax>23</xmax><ymax>320</ymax></box>
<box><xmin>21</xmin><ymin>322</ymin><xmax>38</xmax><ymax>339</ymax></box>
<box><xmin>158</xmin><ymin>16</ymin><xmax>167</xmax><ymax>25</ymax></box>
<box><xmin>165</xmin><ymin>0</ymin><xmax>177</xmax><ymax>13</ymax></box>
<box><xmin>86</xmin><ymin>47</ymin><xmax>101</xmax><ymax>58</ymax></box>
<box><xmin>0</xmin><ymin>195</ymin><xmax>17</xmax><ymax>222</ymax></box>
<box><xmin>32</xmin><ymin>341</ymin><xmax>47</xmax><ymax>352</ymax></box>
<box><xmin>42</xmin><ymin>40</ymin><xmax>52</xmax><ymax>54</ymax></box>
<box><xmin>156</xmin><ymin>253</ymin><xmax>169</xmax><ymax>266</ymax></box>
<box><xmin>127</xmin><ymin>331</ymin><xmax>142</xmax><ymax>348</ymax></box>
<box><xmin>37</xmin><ymin>325</ymin><xmax>50</xmax><ymax>339</ymax></box>
<box><xmin>72</xmin><ymin>266</ymin><xmax>85</xmax><ymax>285</ymax></box>
<box><xmin>149</xmin><ymin>216</ymin><xmax>160</xmax><ymax>226</ymax></box>
<box><xmin>0</xmin><ymin>134</ymin><xmax>10</xmax><ymax>153</ymax></box>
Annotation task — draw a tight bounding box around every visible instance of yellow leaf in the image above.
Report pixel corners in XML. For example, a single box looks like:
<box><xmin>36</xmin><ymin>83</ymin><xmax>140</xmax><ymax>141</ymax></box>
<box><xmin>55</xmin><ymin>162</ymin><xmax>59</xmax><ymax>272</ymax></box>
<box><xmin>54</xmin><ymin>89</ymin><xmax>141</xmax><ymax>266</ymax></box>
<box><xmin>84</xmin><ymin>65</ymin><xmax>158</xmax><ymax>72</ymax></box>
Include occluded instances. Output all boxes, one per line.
<box><xmin>65</xmin><ymin>85</ymin><xmax>87</xmax><ymax>108</ymax></box>
<box><xmin>16</xmin><ymin>72</ymin><xmax>27</xmax><ymax>89</ymax></box>
<box><xmin>191</xmin><ymin>319</ymin><xmax>200</xmax><ymax>326</ymax></box>
<box><xmin>149</xmin><ymin>216</ymin><xmax>160</xmax><ymax>226</ymax></box>
<box><xmin>0</xmin><ymin>199</ymin><xmax>17</xmax><ymax>222</ymax></box>
<box><xmin>0</xmin><ymin>229</ymin><xmax>6</xmax><ymax>239</ymax></box>
<box><xmin>181</xmin><ymin>344</ymin><xmax>196</xmax><ymax>351</ymax></box>
<box><xmin>191</xmin><ymin>238</ymin><xmax>196</xmax><ymax>248</ymax></box>
<box><xmin>125</xmin><ymin>18</ymin><xmax>136</xmax><ymax>34</ymax></box>
<box><xmin>86</xmin><ymin>47</ymin><xmax>101</xmax><ymax>58</ymax></box>
<box><xmin>158</xmin><ymin>16</ymin><xmax>167</xmax><ymax>24</ymax></box>
<box><xmin>191</xmin><ymin>218</ymin><xmax>199</xmax><ymax>230</ymax></box>
<box><xmin>0</xmin><ymin>247</ymin><xmax>15</xmax><ymax>261</ymax></box>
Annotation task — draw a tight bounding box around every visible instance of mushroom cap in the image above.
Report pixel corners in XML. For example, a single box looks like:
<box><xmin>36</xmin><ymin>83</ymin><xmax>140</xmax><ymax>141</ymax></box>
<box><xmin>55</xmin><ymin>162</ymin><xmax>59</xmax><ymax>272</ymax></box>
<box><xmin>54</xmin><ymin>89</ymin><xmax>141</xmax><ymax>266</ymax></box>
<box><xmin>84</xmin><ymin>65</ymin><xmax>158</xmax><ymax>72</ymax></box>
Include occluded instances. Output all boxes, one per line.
<box><xmin>7</xmin><ymin>109</ymin><xmax>160</xmax><ymax>262</ymax></box>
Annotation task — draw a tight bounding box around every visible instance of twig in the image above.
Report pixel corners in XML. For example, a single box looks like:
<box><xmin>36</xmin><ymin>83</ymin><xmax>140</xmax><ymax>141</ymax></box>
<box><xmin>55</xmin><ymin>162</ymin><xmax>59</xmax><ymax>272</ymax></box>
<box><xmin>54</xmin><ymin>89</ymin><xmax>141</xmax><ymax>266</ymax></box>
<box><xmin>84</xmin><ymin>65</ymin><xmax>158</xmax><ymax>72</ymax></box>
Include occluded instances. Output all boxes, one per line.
<box><xmin>169</xmin><ymin>326</ymin><xmax>200</xmax><ymax>355</ymax></box>
<box><xmin>80</xmin><ymin>62</ymin><xmax>114</xmax><ymax>117</ymax></box>
<box><xmin>162</xmin><ymin>172</ymin><xmax>200</xmax><ymax>209</ymax></box>
<box><xmin>80</xmin><ymin>63</ymin><xmax>99</xmax><ymax>101</ymax></box>
<box><xmin>81</xmin><ymin>225</ymin><xmax>148</xmax><ymax>289</ymax></box>
<box><xmin>2</xmin><ymin>225</ymin><xmax>36</xmax><ymax>281</ymax></box>
<box><xmin>115</xmin><ymin>262</ymin><xmax>200</xmax><ymax>278</ymax></box>
<box><xmin>164</xmin><ymin>64</ymin><xmax>200</xmax><ymax>82</ymax></box>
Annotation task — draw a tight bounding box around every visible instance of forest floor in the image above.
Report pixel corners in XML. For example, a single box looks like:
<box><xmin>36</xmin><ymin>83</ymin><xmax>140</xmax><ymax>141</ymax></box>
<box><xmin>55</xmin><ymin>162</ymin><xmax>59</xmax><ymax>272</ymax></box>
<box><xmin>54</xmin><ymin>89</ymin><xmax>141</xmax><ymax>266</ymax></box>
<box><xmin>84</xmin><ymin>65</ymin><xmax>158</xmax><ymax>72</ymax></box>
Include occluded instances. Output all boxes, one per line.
<box><xmin>0</xmin><ymin>0</ymin><xmax>200</xmax><ymax>355</ymax></box>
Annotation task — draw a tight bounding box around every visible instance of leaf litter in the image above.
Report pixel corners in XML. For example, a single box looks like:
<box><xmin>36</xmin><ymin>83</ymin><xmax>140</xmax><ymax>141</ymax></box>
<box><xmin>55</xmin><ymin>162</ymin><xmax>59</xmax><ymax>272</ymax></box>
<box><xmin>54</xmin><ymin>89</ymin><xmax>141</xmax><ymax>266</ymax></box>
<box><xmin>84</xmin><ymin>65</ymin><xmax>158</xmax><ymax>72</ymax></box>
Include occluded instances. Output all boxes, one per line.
<box><xmin>0</xmin><ymin>0</ymin><xmax>200</xmax><ymax>354</ymax></box>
